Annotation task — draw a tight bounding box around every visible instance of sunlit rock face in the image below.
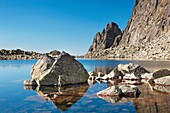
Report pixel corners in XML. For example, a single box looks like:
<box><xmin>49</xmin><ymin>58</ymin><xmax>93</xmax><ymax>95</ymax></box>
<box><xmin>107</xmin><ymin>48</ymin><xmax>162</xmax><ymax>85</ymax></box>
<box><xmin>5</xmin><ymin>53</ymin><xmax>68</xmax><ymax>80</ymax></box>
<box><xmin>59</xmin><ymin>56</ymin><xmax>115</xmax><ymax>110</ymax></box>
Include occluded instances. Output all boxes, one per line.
<box><xmin>88</xmin><ymin>22</ymin><xmax>122</xmax><ymax>52</ymax></box>
<box><xmin>24</xmin><ymin>51</ymin><xmax>89</xmax><ymax>86</ymax></box>
<box><xmin>85</xmin><ymin>22</ymin><xmax>122</xmax><ymax>58</ymax></box>
<box><xmin>121</xmin><ymin>0</ymin><xmax>170</xmax><ymax>45</ymax></box>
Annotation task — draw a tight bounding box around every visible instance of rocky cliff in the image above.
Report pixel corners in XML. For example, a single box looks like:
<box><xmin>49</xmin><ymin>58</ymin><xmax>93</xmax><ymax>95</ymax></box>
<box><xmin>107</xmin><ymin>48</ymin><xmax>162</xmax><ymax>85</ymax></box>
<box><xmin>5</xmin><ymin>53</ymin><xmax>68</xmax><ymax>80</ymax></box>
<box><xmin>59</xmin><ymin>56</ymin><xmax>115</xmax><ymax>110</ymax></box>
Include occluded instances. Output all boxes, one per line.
<box><xmin>121</xmin><ymin>0</ymin><xmax>170</xmax><ymax>45</ymax></box>
<box><xmin>86</xmin><ymin>22</ymin><xmax>122</xmax><ymax>56</ymax></box>
<box><xmin>85</xmin><ymin>0</ymin><xmax>170</xmax><ymax>60</ymax></box>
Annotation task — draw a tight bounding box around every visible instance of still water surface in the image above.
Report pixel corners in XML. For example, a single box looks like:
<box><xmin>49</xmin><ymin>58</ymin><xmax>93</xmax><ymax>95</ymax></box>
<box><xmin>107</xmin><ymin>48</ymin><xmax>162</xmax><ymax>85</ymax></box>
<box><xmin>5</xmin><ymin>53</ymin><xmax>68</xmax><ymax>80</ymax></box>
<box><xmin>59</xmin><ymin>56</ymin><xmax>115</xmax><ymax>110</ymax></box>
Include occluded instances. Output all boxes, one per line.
<box><xmin>0</xmin><ymin>59</ymin><xmax>170</xmax><ymax>113</ymax></box>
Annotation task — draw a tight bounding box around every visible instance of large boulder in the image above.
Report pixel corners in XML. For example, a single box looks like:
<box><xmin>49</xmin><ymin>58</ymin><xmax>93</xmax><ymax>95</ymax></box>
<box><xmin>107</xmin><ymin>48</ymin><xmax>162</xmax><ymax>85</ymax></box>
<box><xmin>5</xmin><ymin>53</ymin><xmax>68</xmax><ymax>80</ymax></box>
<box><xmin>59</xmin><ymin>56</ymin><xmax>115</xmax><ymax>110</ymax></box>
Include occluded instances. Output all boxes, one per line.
<box><xmin>97</xmin><ymin>85</ymin><xmax>141</xmax><ymax>97</ymax></box>
<box><xmin>97</xmin><ymin>85</ymin><xmax>123</xmax><ymax>96</ymax></box>
<box><xmin>119</xmin><ymin>85</ymin><xmax>141</xmax><ymax>97</ymax></box>
<box><xmin>24</xmin><ymin>51</ymin><xmax>89</xmax><ymax>86</ymax></box>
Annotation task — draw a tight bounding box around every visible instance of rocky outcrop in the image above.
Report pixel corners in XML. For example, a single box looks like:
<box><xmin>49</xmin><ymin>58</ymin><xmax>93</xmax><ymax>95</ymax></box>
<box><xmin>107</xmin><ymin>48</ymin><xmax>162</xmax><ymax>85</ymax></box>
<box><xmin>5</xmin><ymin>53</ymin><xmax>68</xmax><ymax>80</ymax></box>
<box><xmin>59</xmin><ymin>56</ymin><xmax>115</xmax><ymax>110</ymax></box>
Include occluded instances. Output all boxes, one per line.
<box><xmin>88</xmin><ymin>63</ymin><xmax>170</xmax><ymax>86</ymax></box>
<box><xmin>0</xmin><ymin>49</ymin><xmax>43</xmax><ymax>60</ymax></box>
<box><xmin>24</xmin><ymin>51</ymin><xmax>89</xmax><ymax>86</ymax></box>
<box><xmin>87</xmin><ymin>22</ymin><xmax>122</xmax><ymax>56</ymax></box>
<box><xmin>88</xmin><ymin>63</ymin><xmax>149</xmax><ymax>82</ymax></box>
<box><xmin>85</xmin><ymin>0</ymin><xmax>170</xmax><ymax>60</ymax></box>
<box><xmin>0</xmin><ymin>49</ymin><xmax>61</xmax><ymax>60</ymax></box>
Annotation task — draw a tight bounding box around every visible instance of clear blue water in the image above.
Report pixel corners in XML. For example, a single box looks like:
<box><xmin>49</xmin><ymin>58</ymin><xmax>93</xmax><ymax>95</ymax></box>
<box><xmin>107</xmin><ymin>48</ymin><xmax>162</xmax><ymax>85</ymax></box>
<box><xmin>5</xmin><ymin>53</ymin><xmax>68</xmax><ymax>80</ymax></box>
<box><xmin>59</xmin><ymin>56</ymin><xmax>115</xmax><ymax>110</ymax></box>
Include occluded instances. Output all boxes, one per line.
<box><xmin>0</xmin><ymin>59</ymin><xmax>140</xmax><ymax>113</ymax></box>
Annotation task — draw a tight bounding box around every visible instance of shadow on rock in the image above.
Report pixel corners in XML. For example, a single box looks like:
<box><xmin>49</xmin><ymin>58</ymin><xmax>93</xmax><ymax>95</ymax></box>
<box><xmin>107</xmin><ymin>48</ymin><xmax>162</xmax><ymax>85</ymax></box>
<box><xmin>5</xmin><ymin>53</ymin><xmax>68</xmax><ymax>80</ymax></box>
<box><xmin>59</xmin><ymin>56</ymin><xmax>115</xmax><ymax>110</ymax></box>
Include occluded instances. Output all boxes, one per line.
<box><xmin>24</xmin><ymin>83</ymin><xmax>89</xmax><ymax>112</ymax></box>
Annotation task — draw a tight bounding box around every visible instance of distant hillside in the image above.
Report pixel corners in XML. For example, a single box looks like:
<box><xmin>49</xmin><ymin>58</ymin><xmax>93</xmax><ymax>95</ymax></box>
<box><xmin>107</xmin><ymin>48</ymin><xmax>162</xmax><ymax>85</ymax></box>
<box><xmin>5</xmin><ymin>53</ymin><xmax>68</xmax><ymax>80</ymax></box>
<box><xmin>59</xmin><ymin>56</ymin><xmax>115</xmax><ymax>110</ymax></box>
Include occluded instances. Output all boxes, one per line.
<box><xmin>0</xmin><ymin>49</ymin><xmax>61</xmax><ymax>60</ymax></box>
<box><xmin>85</xmin><ymin>0</ymin><xmax>170</xmax><ymax>60</ymax></box>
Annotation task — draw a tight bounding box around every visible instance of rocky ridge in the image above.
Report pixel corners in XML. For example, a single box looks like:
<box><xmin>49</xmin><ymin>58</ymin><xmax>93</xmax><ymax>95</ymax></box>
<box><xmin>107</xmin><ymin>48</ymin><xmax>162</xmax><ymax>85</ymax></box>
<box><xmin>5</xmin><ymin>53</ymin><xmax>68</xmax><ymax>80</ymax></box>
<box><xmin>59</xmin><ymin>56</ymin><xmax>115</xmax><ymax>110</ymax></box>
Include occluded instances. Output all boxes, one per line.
<box><xmin>85</xmin><ymin>0</ymin><xmax>170</xmax><ymax>60</ymax></box>
<box><xmin>86</xmin><ymin>32</ymin><xmax>170</xmax><ymax>60</ymax></box>
<box><xmin>0</xmin><ymin>49</ymin><xmax>61</xmax><ymax>60</ymax></box>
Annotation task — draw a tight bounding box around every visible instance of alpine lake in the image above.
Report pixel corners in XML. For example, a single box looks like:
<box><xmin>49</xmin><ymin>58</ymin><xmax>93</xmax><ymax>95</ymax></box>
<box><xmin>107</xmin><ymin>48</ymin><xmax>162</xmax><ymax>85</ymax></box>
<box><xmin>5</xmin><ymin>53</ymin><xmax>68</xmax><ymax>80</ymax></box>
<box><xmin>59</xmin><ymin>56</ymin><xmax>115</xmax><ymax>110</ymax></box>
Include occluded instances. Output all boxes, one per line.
<box><xmin>0</xmin><ymin>59</ymin><xmax>170</xmax><ymax>113</ymax></box>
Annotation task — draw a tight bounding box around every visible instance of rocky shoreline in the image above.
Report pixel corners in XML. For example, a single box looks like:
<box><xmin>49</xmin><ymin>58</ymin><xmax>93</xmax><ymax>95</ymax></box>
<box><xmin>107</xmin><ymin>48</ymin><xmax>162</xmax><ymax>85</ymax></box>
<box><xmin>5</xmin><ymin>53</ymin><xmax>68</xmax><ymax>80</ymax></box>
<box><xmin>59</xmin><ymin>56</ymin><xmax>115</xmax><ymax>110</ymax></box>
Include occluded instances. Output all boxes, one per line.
<box><xmin>88</xmin><ymin>63</ymin><xmax>170</xmax><ymax>96</ymax></box>
<box><xmin>0</xmin><ymin>49</ymin><xmax>61</xmax><ymax>60</ymax></box>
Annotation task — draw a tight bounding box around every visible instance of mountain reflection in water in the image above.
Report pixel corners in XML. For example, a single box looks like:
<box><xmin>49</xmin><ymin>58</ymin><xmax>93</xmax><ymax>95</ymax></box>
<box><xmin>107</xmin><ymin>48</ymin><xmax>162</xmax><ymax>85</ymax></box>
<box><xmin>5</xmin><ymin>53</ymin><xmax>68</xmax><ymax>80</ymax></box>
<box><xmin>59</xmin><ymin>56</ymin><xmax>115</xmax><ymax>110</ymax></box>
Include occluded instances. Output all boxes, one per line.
<box><xmin>24</xmin><ymin>84</ymin><xmax>89</xmax><ymax>112</ymax></box>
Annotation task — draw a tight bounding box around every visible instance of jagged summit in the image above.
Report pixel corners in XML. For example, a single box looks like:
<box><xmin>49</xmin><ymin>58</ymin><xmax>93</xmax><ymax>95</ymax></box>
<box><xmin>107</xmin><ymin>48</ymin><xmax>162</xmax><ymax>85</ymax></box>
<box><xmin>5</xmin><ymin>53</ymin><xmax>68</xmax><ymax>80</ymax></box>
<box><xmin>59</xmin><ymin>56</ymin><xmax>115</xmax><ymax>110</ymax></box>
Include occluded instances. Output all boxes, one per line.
<box><xmin>85</xmin><ymin>0</ymin><xmax>170</xmax><ymax>60</ymax></box>
<box><xmin>88</xmin><ymin>22</ymin><xmax>122</xmax><ymax>54</ymax></box>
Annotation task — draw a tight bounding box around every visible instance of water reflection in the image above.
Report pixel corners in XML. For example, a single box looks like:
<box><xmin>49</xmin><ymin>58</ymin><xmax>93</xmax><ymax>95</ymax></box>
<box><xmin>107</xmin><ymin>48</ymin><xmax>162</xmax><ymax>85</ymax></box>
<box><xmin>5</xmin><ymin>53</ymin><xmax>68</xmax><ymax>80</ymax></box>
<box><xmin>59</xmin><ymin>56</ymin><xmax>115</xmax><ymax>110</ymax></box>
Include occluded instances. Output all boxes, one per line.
<box><xmin>0</xmin><ymin>60</ymin><xmax>37</xmax><ymax>68</ymax></box>
<box><xmin>1</xmin><ymin>59</ymin><xmax>170</xmax><ymax>112</ymax></box>
<box><xmin>153</xmin><ymin>85</ymin><xmax>170</xmax><ymax>93</ymax></box>
<box><xmin>130</xmin><ymin>83</ymin><xmax>170</xmax><ymax>113</ymax></box>
<box><xmin>24</xmin><ymin>84</ymin><xmax>89</xmax><ymax>112</ymax></box>
<box><xmin>93</xmin><ymin>67</ymin><xmax>114</xmax><ymax>74</ymax></box>
<box><xmin>132</xmin><ymin>60</ymin><xmax>170</xmax><ymax>72</ymax></box>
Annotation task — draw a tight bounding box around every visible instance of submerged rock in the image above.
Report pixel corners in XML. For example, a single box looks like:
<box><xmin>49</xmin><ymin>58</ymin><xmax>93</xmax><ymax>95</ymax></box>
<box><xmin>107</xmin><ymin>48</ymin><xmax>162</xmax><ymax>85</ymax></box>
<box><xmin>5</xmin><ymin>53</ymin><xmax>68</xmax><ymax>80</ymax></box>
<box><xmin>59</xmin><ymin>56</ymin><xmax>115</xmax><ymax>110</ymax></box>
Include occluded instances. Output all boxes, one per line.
<box><xmin>154</xmin><ymin>76</ymin><xmax>170</xmax><ymax>86</ymax></box>
<box><xmin>97</xmin><ymin>85</ymin><xmax>123</xmax><ymax>96</ymax></box>
<box><xmin>119</xmin><ymin>85</ymin><xmax>141</xmax><ymax>97</ymax></box>
<box><xmin>24</xmin><ymin>51</ymin><xmax>89</xmax><ymax>86</ymax></box>
<box><xmin>97</xmin><ymin>85</ymin><xmax>141</xmax><ymax>97</ymax></box>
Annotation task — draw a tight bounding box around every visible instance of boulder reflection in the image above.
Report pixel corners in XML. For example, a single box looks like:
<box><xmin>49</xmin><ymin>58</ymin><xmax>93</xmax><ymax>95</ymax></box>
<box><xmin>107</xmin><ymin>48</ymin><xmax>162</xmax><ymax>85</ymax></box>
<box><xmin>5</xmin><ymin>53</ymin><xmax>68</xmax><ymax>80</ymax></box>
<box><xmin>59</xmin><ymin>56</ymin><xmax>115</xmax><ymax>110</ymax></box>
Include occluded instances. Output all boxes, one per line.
<box><xmin>24</xmin><ymin>84</ymin><xmax>89</xmax><ymax>112</ymax></box>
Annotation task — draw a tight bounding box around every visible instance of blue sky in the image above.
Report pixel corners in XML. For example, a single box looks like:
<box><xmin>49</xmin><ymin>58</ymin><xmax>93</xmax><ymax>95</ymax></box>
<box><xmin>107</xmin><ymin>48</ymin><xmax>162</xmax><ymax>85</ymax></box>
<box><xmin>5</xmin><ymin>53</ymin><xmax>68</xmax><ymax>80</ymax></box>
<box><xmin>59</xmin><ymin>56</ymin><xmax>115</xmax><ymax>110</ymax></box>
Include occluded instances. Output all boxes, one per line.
<box><xmin>0</xmin><ymin>0</ymin><xmax>135</xmax><ymax>55</ymax></box>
